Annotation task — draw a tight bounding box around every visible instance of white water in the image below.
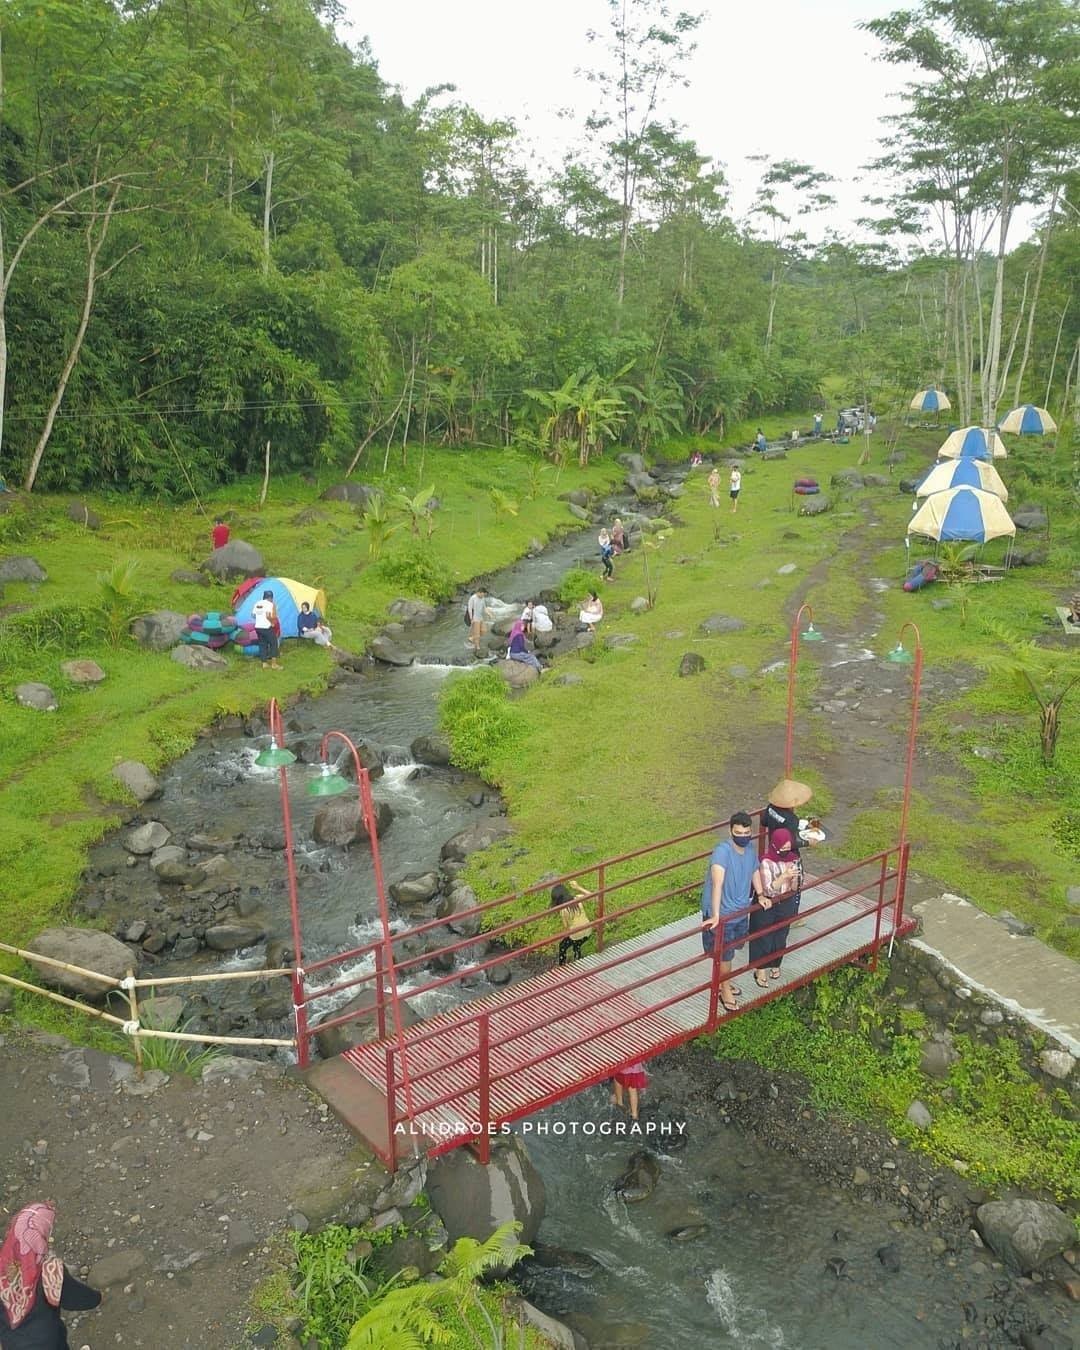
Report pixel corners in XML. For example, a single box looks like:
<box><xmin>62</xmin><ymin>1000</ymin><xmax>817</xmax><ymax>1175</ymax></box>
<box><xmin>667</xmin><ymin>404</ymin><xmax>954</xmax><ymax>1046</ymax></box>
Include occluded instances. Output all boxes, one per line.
<box><xmin>705</xmin><ymin>1269</ymin><xmax>788</xmax><ymax>1348</ymax></box>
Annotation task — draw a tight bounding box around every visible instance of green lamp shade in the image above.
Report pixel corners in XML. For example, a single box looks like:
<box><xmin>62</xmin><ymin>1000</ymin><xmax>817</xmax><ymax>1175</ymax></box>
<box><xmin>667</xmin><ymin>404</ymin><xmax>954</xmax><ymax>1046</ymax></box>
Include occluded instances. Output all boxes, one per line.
<box><xmin>802</xmin><ymin>623</ymin><xmax>824</xmax><ymax>642</ymax></box>
<box><xmin>308</xmin><ymin>764</ymin><xmax>350</xmax><ymax>797</ymax></box>
<box><xmin>886</xmin><ymin>643</ymin><xmax>914</xmax><ymax>665</ymax></box>
<box><xmin>254</xmin><ymin>740</ymin><xmax>296</xmax><ymax>768</ymax></box>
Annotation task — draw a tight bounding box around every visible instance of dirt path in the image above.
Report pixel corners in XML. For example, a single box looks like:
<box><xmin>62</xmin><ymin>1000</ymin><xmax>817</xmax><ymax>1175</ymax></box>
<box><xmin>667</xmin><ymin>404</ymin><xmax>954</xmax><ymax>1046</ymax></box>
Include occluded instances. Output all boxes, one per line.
<box><xmin>0</xmin><ymin>1027</ymin><xmax>372</xmax><ymax>1349</ymax></box>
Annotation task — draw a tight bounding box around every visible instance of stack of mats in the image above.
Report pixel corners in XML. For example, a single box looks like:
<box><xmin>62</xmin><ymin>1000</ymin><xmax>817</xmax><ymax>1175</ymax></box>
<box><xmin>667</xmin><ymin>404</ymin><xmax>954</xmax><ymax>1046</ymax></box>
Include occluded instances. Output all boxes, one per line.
<box><xmin>180</xmin><ymin>611</ymin><xmax>248</xmax><ymax>651</ymax></box>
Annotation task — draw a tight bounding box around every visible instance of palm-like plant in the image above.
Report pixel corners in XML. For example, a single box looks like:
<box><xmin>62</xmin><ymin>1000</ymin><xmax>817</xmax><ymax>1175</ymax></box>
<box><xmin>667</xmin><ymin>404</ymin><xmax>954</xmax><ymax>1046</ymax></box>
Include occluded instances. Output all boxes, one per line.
<box><xmin>361</xmin><ymin>496</ymin><xmax>403</xmax><ymax>560</ymax></box>
<box><xmin>976</xmin><ymin>620</ymin><xmax>1080</xmax><ymax>763</ymax></box>
<box><xmin>96</xmin><ymin>559</ymin><xmax>143</xmax><ymax>647</ymax></box>
<box><xmin>488</xmin><ymin>487</ymin><xmax>519</xmax><ymax>522</ymax></box>
<box><xmin>396</xmin><ymin>484</ymin><xmax>437</xmax><ymax>538</ymax></box>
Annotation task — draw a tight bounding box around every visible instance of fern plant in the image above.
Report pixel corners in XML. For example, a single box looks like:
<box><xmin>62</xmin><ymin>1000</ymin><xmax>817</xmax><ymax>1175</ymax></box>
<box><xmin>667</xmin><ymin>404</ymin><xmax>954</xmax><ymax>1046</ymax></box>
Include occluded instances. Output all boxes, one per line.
<box><xmin>346</xmin><ymin>1222</ymin><xmax>530</xmax><ymax>1349</ymax></box>
<box><xmin>96</xmin><ymin>559</ymin><xmax>144</xmax><ymax>647</ymax></box>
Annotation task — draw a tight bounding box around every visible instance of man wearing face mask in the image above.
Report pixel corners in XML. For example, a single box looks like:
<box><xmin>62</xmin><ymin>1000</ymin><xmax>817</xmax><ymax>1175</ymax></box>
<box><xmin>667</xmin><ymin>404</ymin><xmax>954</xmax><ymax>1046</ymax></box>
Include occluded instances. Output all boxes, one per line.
<box><xmin>701</xmin><ymin>811</ymin><xmax>768</xmax><ymax>1014</ymax></box>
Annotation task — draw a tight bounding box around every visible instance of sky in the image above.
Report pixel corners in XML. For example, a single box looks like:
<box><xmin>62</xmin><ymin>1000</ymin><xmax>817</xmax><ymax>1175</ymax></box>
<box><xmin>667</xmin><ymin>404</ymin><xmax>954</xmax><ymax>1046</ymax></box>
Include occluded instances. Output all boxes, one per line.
<box><xmin>338</xmin><ymin>0</ymin><xmax>919</xmax><ymax>243</ymax></box>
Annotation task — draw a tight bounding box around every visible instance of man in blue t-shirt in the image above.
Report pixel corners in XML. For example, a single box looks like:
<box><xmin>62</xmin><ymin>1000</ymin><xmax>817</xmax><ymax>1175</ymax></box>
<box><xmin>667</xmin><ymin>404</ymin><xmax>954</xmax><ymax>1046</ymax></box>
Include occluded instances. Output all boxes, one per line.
<box><xmin>701</xmin><ymin>812</ymin><xmax>768</xmax><ymax>1013</ymax></box>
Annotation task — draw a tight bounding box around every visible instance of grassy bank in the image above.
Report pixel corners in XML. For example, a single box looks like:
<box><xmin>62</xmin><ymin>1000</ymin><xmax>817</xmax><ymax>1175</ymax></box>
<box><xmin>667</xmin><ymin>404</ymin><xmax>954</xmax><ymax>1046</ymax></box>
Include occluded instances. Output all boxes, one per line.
<box><xmin>445</xmin><ymin>425</ymin><xmax>1078</xmax><ymax>956</ymax></box>
<box><xmin>0</xmin><ymin>449</ymin><xmax>623</xmax><ymax>952</ymax></box>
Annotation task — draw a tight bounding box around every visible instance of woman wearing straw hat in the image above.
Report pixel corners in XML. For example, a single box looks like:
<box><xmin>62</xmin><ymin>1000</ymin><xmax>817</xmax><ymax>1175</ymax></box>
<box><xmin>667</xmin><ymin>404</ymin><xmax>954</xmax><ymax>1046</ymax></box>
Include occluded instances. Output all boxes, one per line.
<box><xmin>756</xmin><ymin>779</ymin><xmax>813</xmax><ymax>982</ymax></box>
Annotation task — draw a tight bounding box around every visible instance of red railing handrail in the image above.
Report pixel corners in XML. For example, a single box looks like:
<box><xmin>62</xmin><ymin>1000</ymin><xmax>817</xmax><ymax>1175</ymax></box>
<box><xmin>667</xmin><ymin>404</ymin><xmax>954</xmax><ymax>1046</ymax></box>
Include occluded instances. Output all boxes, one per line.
<box><xmin>381</xmin><ymin>853</ymin><xmax>899</xmax><ymax>1085</ymax></box>
<box><xmin>301</xmin><ymin>811</ymin><xmax>756</xmax><ymax>980</ymax></box>
<box><xmin>385</xmin><ymin>865</ymin><xmax>904</xmax><ymax>1118</ymax></box>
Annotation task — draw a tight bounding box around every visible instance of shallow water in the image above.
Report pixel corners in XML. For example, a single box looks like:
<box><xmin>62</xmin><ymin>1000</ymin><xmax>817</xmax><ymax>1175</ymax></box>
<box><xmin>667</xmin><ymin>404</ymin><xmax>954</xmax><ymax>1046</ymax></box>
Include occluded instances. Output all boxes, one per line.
<box><xmin>521</xmin><ymin>1092</ymin><xmax>1027</xmax><ymax>1349</ymax></box>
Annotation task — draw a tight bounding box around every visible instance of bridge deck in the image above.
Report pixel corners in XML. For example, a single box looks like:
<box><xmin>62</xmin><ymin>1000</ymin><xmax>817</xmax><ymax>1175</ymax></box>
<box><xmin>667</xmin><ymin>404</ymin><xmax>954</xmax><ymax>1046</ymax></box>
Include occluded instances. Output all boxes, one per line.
<box><xmin>306</xmin><ymin>875</ymin><xmax>912</xmax><ymax>1161</ymax></box>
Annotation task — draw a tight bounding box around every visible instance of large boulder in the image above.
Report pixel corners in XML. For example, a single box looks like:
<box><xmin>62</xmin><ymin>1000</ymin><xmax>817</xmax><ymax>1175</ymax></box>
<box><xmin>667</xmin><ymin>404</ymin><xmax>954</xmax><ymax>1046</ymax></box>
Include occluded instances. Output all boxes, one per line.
<box><xmin>626</xmin><ymin>472</ymin><xmax>657</xmax><ymax>493</ymax></box>
<box><xmin>831</xmin><ymin>469</ymin><xmax>864</xmax><ymax>487</ymax></box>
<box><xmin>862</xmin><ymin>473</ymin><xmax>891</xmax><ymax>488</ymax></box>
<box><xmin>617</xmin><ymin>453</ymin><xmax>646</xmax><ymax>474</ymax></box>
<box><xmin>200</xmin><ymin>539</ymin><xmax>264</xmax><ymax>579</ymax></box>
<box><xmin>369</xmin><ymin>636</ymin><xmax>414</xmax><ymax>666</ymax></box>
<box><xmin>15</xmin><ymin>682</ymin><xmax>58</xmax><ymax>711</ymax></box>
<box><xmin>66</xmin><ymin>501</ymin><xmax>101</xmax><ymax>529</ymax></box>
<box><xmin>130</xmin><ymin>610</ymin><xmax>187</xmax><ymax>651</ymax></box>
<box><xmin>389</xmin><ymin>872</ymin><xmax>441</xmax><ymax>907</ymax></box>
<box><xmin>698</xmin><ymin>614</ymin><xmax>745</xmax><ymax>636</ymax></box>
<box><xmin>170</xmin><ymin>568</ymin><xmax>209</xmax><ymax>587</ymax></box>
<box><xmin>125</xmin><ymin>821</ymin><xmax>171</xmax><ymax>855</ymax></box>
<box><xmin>798</xmin><ymin>494</ymin><xmax>831</xmax><ymax>516</ymax></box>
<box><xmin>441</xmin><ymin>818</ymin><xmax>513</xmax><ymax>862</ymax></box>
<box><xmin>170</xmin><ymin>645</ymin><xmax>228</xmax><ymax>671</ymax></box>
<box><xmin>0</xmin><ymin>555</ymin><xmax>47</xmax><ymax>583</ymax></box>
<box><xmin>313</xmin><ymin>990</ymin><xmax>419</xmax><ymax>1060</ymax></box>
<box><xmin>567</xmin><ymin>502</ymin><xmax>590</xmax><ymax>521</ymax></box>
<box><xmin>320</xmin><ymin>482</ymin><xmax>382</xmax><ymax>508</ymax></box>
<box><xmin>26</xmin><ymin>927</ymin><xmax>134</xmax><ymax>999</ymax></box>
<box><xmin>387</xmin><ymin>598</ymin><xmax>437</xmax><ymax>625</ymax></box>
<box><xmin>112</xmin><ymin>760</ymin><xmax>161</xmax><ymax>803</ymax></box>
<box><xmin>411</xmin><ymin>732</ymin><xmax>452</xmax><ymax>766</ymax></box>
<box><xmin>427</xmin><ymin>1134</ymin><xmax>546</xmax><ymax>1252</ymax></box>
<box><xmin>495</xmin><ymin>658</ymin><xmax>539</xmax><ymax>689</ymax></box>
<box><xmin>204</xmin><ymin>922</ymin><xmax>266</xmax><ymax>953</ymax></box>
<box><xmin>436</xmin><ymin>884</ymin><xmax>481</xmax><ymax>937</ymax></box>
<box><xmin>1013</xmin><ymin>506</ymin><xmax>1048</xmax><ymax>532</ymax></box>
<box><xmin>312</xmin><ymin>796</ymin><xmax>393</xmax><ymax>848</ymax></box>
<box><xmin>60</xmin><ymin>659</ymin><xmax>106</xmax><ymax>685</ymax></box>
<box><xmin>975</xmin><ymin>1200</ymin><xmax>1074</xmax><ymax>1273</ymax></box>
<box><xmin>678</xmin><ymin>652</ymin><xmax>706</xmax><ymax>677</ymax></box>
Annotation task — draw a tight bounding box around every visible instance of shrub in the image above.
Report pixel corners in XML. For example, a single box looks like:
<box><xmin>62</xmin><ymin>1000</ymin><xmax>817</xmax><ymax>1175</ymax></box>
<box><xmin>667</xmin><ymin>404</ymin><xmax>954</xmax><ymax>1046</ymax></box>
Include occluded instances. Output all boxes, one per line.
<box><xmin>557</xmin><ymin>565</ymin><xmax>596</xmax><ymax>606</ymax></box>
<box><xmin>369</xmin><ymin>542</ymin><xmax>455</xmax><ymax>602</ymax></box>
<box><xmin>439</xmin><ymin>667</ymin><xmax>525</xmax><ymax>778</ymax></box>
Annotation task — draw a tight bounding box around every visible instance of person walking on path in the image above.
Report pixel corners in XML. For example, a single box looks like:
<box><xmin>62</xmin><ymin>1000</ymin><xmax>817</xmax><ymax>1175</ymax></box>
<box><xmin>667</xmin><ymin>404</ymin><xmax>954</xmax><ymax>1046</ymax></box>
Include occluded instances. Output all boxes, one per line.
<box><xmin>598</xmin><ymin>529</ymin><xmax>615</xmax><ymax>580</ymax></box>
<box><xmin>611</xmin><ymin>1060</ymin><xmax>649</xmax><ymax>1121</ymax></box>
<box><xmin>755</xmin><ymin>429</ymin><xmax>767</xmax><ymax>454</ymax></box>
<box><xmin>579</xmin><ymin>591</ymin><xmax>603</xmax><ymax>633</ymax></box>
<box><xmin>0</xmin><ymin>1202</ymin><xmax>101</xmax><ymax>1350</ymax></box>
<box><xmin>750</xmin><ymin>827</ymin><xmax>803</xmax><ymax>985</ymax></box>
<box><xmin>252</xmin><ymin>589</ymin><xmax>282</xmax><ymax>669</ymax></box>
<box><xmin>611</xmin><ymin>518</ymin><xmax>626</xmax><ymax>554</ymax></box>
<box><xmin>708</xmin><ymin>467</ymin><xmax>721</xmax><ymax>508</ymax></box>
<box><xmin>211</xmin><ymin>518</ymin><xmax>230</xmax><ymax>549</ymax></box>
<box><xmin>700</xmin><ymin>812</ymin><xmax>768</xmax><ymax>1012</ymax></box>
<box><xmin>466</xmin><ymin>586</ymin><xmax>488</xmax><ymax>653</ymax></box>
<box><xmin>729</xmin><ymin>465</ymin><xmax>741</xmax><ymax>513</ymax></box>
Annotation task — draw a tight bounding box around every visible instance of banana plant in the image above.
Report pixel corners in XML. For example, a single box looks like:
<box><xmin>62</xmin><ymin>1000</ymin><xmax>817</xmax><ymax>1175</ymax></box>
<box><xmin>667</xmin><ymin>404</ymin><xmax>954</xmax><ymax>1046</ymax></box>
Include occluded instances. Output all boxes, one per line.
<box><xmin>361</xmin><ymin>496</ymin><xmax>402</xmax><ymax>560</ymax></box>
<box><xmin>489</xmin><ymin>486</ymin><xmax>519</xmax><ymax>522</ymax></box>
<box><xmin>395</xmin><ymin>484</ymin><xmax>437</xmax><ymax>537</ymax></box>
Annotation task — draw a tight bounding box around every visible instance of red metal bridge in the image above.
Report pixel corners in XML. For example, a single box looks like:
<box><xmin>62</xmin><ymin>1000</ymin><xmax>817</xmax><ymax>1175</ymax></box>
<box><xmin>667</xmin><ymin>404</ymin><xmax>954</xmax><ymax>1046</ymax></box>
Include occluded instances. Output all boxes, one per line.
<box><xmin>303</xmin><ymin>819</ymin><xmax>915</xmax><ymax>1171</ymax></box>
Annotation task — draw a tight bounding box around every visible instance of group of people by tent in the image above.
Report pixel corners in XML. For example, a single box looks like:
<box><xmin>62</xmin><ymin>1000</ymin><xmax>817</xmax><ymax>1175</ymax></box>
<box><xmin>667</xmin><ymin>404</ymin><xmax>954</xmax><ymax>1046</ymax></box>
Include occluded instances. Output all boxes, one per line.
<box><xmin>190</xmin><ymin>576</ymin><xmax>336</xmax><ymax>667</ymax></box>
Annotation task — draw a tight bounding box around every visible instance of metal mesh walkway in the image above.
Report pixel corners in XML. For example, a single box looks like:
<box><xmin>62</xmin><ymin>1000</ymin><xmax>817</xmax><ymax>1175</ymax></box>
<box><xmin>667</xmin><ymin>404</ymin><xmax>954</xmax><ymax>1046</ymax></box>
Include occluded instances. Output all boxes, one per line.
<box><xmin>307</xmin><ymin>873</ymin><xmax>911</xmax><ymax>1161</ymax></box>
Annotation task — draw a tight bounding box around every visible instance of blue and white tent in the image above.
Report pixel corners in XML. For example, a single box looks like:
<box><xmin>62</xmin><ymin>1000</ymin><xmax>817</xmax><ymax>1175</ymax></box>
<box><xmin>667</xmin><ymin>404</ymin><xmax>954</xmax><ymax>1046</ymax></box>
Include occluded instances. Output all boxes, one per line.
<box><xmin>908</xmin><ymin>486</ymin><xmax>1015</xmax><ymax>544</ymax></box>
<box><xmin>916</xmin><ymin>457</ymin><xmax>1008</xmax><ymax>500</ymax></box>
<box><xmin>937</xmin><ymin>426</ymin><xmax>1007</xmax><ymax>461</ymax></box>
<box><xmin>909</xmin><ymin>387</ymin><xmax>951</xmax><ymax>413</ymax></box>
<box><xmin>998</xmin><ymin>404</ymin><xmax>1057</xmax><ymax>435</ymax></box>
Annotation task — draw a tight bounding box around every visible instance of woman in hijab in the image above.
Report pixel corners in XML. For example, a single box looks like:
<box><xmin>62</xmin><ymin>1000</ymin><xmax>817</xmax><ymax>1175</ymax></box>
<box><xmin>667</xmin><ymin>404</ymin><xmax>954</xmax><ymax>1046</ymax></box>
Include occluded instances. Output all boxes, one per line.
<box><xmin>506</xmin><ymin>619</ymin><xmax>543</xmax><ymax>672</ymax></box>
<box><xmin>749</xmin><ymin>828</ymin><xmax>804</xmax><ymax>986</ymax></box>
<box><xmin>0</xmin><ymin>1203</ymin><xmax>101</xmax><ymax>1349</ymax></box>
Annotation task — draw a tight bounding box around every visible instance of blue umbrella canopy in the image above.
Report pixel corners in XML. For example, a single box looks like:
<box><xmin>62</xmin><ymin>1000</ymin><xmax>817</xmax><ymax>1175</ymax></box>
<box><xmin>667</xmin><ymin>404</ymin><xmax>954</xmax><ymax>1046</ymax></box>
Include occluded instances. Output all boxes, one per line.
<box><xmin>937</xmin><ymin>426</ymin><xmax>1007</xmax><ymax>460</ymax></box>
<box><xmin>908</xmin><ymin>486</ymin><xmax>1015</xmax><ymax>543</ymax></box>
<box><xmin>910</xmin><ymin>387</ymin><xmax>951</xmax><ymax>413</ymax></box>
<box><xmin>998</xmin><ymin>404</ymin><xmax>1057</xmax><ymax>435</ymax></box>
<box><xmin>916</xmin><ymin>458</ymin><xmax>1008</xmax><ymax>500</ymax></box>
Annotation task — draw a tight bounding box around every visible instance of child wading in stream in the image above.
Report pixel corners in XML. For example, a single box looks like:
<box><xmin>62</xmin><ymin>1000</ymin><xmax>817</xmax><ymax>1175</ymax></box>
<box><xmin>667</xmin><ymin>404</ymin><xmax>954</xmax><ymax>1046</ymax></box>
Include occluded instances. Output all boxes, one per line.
<box><xmin>611</xmin><ymin>1060</ymin><xmax>649</xmax><ymax>1121</ymax></box>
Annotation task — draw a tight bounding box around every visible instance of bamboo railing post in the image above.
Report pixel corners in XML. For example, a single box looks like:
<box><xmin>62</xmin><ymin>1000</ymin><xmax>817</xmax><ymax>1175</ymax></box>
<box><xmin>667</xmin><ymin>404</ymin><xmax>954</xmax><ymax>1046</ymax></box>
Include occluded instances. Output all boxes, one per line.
<box><xmin>126</xmin><ymin>969</ymin><xmax>143</xmax><ymax>1079</ymax></box>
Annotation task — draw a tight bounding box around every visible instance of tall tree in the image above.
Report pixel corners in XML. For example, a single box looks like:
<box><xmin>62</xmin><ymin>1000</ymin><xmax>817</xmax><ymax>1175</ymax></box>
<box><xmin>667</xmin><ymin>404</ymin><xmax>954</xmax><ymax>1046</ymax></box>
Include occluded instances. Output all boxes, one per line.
<box><xmin>579</xmin><ymin>0</ymin><xmax>702</xmax><ymax>314</ymax></box>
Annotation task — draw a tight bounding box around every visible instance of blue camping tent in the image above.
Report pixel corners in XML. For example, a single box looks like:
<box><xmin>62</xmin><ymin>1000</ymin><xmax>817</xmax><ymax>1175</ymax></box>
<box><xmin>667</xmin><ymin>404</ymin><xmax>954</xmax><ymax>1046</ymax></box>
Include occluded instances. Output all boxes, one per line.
<box><xmin>233</xmin><ymin>577</ymin><xmax>328</xmax><ymax>641</ymax></box>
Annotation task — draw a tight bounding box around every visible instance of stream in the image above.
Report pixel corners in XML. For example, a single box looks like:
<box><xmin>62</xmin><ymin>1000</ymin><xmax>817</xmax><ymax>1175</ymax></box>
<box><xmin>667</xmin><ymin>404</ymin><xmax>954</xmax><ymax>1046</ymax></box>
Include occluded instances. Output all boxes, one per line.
<box><xmin>79</xmin><ymin>512</ymin><xmax>1068</xmax><ymax>1350</ymax></box>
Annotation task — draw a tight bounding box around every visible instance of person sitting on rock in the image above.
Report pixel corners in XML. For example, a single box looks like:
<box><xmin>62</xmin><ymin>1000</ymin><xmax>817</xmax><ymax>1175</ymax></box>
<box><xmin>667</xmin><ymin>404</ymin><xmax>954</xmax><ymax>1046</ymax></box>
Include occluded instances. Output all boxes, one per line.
<box><xmin>579</xmin><ymin>591</ymin><xmax>603</xmax><ymax>632</ymax></box>
<box><xmin>506</xmin><ymin>619</ymin><xmax>543</xmax><ymax>672</ymax></box>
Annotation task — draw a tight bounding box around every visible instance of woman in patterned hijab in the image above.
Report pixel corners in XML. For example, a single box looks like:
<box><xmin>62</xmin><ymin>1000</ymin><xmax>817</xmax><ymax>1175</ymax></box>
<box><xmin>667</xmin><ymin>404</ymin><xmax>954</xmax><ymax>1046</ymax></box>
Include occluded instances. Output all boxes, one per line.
<box><xmin>0</xmin><ymin>1203</ymin><xmax>101</xmax><ymax>1348</ymax></box>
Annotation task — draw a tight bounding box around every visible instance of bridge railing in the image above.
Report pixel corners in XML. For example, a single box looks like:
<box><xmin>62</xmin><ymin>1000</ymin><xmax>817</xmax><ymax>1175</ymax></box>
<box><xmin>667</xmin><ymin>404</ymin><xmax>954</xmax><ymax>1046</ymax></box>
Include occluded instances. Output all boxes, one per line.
<box><xmin>321</xmin><ymin>837</ymin><xmax>909</xmax><ymax>1167</ymax></box>
<box><xmin>299</xmin><ymin>812</ymin><xmax>755</xmax><ymax>1045</ymax></box>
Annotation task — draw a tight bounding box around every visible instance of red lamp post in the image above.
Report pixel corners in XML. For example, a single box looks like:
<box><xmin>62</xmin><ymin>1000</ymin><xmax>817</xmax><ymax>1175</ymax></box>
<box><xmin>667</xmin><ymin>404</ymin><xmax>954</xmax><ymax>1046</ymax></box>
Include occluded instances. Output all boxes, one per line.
<box><xmin>884</xmin><ymin>621</ymin><xmax>924</xmax><ymax>948</ymax></box>
<box><xmin>310</xmin><ymin>732</ymin><xmax>418</xmax><ymax>1138</ymax></box>
<box><xmin>253</xmin><ymin>700</ymin><xmax>307</xmax><ymax>1066</ymax></box>
<box><xmin>784</xmin><ymin>602</ymin><xmax>824</xmax><ymax>777</ymax></box>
